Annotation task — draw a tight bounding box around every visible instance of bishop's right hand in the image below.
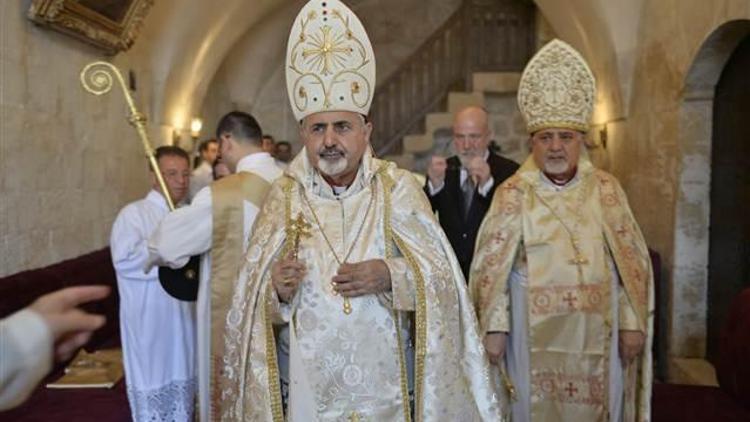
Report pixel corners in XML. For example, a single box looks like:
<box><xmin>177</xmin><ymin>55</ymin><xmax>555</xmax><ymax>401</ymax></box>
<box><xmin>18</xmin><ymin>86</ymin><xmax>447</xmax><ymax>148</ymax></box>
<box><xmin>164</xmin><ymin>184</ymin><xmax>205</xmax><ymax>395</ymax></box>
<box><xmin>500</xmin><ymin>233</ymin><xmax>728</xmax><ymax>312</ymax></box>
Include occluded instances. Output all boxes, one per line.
<box><xmin>484</xmin><ymin>332</ymin><xmax>508</xmax><ymax>366</ymax></box>
<box><xmin>271</xmin><ymin>251</ymin><xmax>307</xmax><ymax>303</ymax></box>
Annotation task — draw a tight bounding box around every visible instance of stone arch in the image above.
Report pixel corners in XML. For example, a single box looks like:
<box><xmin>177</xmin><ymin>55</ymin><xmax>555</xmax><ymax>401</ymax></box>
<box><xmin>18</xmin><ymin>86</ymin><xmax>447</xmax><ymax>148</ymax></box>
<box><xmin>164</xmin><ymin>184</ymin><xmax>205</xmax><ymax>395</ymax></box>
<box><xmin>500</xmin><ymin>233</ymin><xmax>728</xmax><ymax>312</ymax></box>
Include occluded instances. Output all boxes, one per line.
<box><xmin>672</xmin><ymin>19</ymin><xmax>750</xmax><ymax>360</ymax></box>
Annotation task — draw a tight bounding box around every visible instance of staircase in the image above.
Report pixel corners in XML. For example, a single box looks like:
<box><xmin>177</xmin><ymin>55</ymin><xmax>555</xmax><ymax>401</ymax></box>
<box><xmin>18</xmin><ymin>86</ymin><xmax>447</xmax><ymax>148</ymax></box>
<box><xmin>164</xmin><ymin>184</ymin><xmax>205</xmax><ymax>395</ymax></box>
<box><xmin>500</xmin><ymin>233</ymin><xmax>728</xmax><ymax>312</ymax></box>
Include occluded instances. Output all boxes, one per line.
<box><xmin>387</xmin><ymin>71</ymin><xmax>528</xmax><ymax>173</ymax></box>
<box><xmin>369</xmin><ymin>0</ymin><xmax>536</xmax><ymax>171</ymax></box>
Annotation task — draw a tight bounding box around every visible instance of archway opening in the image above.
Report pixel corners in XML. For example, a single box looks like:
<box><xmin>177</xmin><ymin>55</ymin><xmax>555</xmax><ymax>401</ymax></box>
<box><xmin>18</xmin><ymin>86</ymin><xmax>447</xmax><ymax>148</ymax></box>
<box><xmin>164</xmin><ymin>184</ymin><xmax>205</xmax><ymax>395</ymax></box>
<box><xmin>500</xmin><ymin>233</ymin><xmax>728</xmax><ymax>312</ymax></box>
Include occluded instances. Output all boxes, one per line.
<box><xmin>706</xmin><ymin>34</ymin><xmax>750</xmax><ymax>364</ymax></box>
<box><xmin>671</xmin><ymin>20</ymin><xmax>750</xmax><ymax>375</ymax></box>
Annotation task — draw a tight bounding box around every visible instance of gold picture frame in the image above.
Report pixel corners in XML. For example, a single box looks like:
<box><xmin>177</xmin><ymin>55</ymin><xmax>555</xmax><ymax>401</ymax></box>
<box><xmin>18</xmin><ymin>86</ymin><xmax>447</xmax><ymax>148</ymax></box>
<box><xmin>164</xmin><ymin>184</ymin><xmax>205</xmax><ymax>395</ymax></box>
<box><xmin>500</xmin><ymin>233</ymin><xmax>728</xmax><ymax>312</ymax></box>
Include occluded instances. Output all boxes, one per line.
<box><xmin>27</xmin><ymin>0</ymin><xmax>154</xmax><ymax>55</ymax></box>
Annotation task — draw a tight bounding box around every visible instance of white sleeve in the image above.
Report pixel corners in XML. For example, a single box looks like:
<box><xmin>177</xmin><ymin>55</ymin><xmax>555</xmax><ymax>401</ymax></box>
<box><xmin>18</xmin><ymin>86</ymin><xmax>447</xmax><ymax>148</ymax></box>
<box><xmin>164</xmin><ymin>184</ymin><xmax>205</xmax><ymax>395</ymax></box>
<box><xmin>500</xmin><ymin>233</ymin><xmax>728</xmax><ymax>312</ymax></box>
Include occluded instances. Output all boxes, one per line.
<box><xmin>477</xmin><ymin>176</ymin><xmax>495</xmax><ymax>197</ymax></box>
<box><xmin>0</xmin><ymin>309</ymin><xmax>53</xmax><ymax>411</ymax></box>
<box><xmin>148</xmin><ymin>187</ymin><xmax>213</xmax><ymax>269</ymax></box>
<box><xmin>110</xmin><ymin>206</ymin><xmax>153</xmax><ymax>281</ymax></box>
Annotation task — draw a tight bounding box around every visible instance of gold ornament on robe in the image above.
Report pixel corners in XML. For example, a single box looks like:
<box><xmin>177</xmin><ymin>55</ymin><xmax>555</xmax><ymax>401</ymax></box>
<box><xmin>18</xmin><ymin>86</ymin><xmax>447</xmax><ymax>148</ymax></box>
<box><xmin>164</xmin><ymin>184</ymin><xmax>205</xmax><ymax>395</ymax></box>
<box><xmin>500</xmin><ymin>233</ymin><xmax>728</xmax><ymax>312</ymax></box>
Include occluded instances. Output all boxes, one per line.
<box><xmin>287</xmin><ymin>212</ymin><xmax>311</xmax><ymax>261</ymax></box>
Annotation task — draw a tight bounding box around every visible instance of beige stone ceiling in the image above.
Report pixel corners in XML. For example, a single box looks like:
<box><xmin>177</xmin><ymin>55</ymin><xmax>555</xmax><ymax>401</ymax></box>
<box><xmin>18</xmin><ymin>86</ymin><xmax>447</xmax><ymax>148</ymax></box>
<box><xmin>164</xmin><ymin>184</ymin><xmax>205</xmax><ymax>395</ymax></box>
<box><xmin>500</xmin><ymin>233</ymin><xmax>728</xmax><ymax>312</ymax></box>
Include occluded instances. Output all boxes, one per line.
<box><xmin>129</xmin><ymin>0</ymin><xmax>298</xmax><ymax>131</ymax></box>
<box><xmin>135</xmin><ymin>0</ymin><xmax>640</xmax><ymax>140</ymax></box>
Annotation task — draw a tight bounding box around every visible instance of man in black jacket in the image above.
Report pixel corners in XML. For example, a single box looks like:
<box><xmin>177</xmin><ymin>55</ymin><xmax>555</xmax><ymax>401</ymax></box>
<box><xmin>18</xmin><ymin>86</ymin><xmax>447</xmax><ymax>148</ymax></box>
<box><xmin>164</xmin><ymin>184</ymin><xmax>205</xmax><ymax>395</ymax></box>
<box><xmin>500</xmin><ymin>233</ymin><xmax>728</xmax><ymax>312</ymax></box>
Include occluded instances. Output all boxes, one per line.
<box><xmin>425</xmin><ymin>106</ymin><xmax>519</xmax><ymax>279</ymax></box>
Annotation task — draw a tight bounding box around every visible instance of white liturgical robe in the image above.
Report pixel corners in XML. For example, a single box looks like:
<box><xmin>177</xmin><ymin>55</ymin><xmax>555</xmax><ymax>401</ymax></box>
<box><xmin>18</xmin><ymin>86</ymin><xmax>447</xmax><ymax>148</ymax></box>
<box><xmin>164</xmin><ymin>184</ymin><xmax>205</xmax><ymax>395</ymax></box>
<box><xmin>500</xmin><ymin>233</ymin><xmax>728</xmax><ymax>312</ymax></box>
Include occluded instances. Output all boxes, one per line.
<box><xmin>218</xmin><ymin>149</ymin><xmax>501</xmax><ymax>421</ymax></box>
<box><xmin>110</xmin><ymin>190</ymin><xmax>197</xmax><ymax>421</ymax></box>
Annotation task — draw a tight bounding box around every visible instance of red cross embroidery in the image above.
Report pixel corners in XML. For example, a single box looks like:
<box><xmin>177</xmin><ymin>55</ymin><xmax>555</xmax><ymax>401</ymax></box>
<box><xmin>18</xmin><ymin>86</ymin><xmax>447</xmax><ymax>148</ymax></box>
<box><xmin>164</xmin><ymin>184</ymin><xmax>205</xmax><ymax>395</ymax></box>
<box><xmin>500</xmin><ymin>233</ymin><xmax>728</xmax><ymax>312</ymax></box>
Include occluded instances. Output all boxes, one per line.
<box><xmin>493</xmin><ymin>231</ymin><xmax>508</xmax><ymax>244</ymax></box>
<box><xmin>564</xmin><ymin>382</ymin><xmax>578</xmax><ymax>398</ymax></box>
<box><xmin>562</xmin><ymin>292</ymin><xmax>578</xmax><ymax>309</ymax></box>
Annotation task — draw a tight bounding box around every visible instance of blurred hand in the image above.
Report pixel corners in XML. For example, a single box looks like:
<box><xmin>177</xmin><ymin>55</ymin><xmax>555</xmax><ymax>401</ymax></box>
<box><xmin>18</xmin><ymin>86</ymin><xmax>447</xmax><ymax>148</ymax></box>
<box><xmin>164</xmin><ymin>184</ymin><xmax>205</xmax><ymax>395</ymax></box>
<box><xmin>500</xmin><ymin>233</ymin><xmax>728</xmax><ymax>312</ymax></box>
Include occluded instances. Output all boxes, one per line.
<box><xmin>619</xmin><ymin>330</ymin><xmax>645</xmax><ymax>365</ymax></box>
<box><xmin>467</xmin><ymin>156</ymin><xmax>491</xmax><ymax>187</ymax></box>
<box><xmin>29</xmin><ymin>285</ymin><xmax>110</xmax><ymax>362</ymax></box>
<box><xmin>271</xmin><ymin>251</ymin><xmax>307</xmax><ymax>303</ymax></box>
<box><xmin>484</xmin><ymin>332</ymin><xmax>508</xmax><ymax>366</ymax></box>
<box><xmin>332</xmin><ymin>260</ymin><xmax>391</xmax><ymax>297</ymax></box>
<box><xmin>427</xmin><ymin>156</ymin><xmax>448</xmax><ymax>188</ymax></box>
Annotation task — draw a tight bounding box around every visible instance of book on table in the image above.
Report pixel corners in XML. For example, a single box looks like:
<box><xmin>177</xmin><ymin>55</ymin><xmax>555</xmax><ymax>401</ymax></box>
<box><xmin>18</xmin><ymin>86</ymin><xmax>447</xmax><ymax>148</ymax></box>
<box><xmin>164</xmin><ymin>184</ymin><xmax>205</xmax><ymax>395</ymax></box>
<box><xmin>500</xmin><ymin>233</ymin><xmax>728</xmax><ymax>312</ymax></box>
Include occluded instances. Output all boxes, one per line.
<box><xmin>46</xmin><ymin>349</ymin><xmax>123</xmax><ymax>389</ymax></box>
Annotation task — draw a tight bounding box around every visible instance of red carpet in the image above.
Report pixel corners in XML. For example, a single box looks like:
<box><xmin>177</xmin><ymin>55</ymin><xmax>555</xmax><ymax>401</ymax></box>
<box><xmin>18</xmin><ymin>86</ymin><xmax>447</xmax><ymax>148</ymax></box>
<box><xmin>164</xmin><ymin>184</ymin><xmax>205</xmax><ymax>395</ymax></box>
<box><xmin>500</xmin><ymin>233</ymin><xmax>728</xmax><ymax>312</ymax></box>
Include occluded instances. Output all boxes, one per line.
<box><xmin>652</xmin><ymin>383</ymin><xmax>750</xmax><ymax>422</ymax></box>
<box><xmin>0</xmin><ymin>369</ymin><xmax>130</xmax><ymax>422</ymax></box>
<box><xmin>3</xmin><ymin>381</ymin><xmax>750</xmax><ymax>421</ymax></box>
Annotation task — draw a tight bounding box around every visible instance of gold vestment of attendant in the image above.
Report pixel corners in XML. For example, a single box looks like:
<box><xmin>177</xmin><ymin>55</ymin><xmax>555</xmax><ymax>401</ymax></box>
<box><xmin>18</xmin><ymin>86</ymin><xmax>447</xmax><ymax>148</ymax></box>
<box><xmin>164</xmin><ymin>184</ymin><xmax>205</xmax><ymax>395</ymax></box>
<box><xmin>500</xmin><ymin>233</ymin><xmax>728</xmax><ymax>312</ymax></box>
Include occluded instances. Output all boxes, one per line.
<box><xmin>470</xmin><ymin>155</ymin><xmax>654</xmax><ymax>421</ymax></box>
<box><xmin>208</xmin><ymin>172</ymin><xmax>271</xmax><ymax>420</ymax></box>
<box><xmin>218</xmin><ymin>150</ymin><xmax>501</xmax><ymax>421</ymax></box>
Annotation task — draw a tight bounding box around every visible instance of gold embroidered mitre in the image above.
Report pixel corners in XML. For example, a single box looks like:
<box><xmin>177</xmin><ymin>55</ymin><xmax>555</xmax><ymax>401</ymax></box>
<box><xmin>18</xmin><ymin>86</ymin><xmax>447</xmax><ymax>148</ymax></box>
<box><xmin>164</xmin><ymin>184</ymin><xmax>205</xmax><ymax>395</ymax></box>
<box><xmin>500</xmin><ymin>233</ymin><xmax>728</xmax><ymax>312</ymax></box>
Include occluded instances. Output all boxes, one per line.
<box><xmin>517</xmin><ymin>39</ymin><xmax>596</xmax><ymax>133</ymax></box>
<box><xmin>286</xmin><ymin>0</ymin><xmax>375</xmax><ymax>122</ymax></box>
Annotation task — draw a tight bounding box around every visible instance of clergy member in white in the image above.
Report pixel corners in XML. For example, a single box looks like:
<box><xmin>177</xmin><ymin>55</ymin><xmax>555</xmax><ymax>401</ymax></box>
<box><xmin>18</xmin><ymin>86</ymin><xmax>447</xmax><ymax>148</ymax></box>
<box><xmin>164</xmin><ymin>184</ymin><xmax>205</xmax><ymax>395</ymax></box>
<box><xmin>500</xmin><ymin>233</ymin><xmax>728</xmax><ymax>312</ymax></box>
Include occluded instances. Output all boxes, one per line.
<box><xmin>110</xmin><ymin>146</ymin><xmax>197</xmax><ymax>421</ymax></box>
<box><xmin>148</xmin><ymin>111</ymin><xmax>283</xmax><ymax>422</ymax></box>
<box><xmin>189</xmin><ymin>138</ymin><xmax>219</xmax><ymax>200</ymax></box>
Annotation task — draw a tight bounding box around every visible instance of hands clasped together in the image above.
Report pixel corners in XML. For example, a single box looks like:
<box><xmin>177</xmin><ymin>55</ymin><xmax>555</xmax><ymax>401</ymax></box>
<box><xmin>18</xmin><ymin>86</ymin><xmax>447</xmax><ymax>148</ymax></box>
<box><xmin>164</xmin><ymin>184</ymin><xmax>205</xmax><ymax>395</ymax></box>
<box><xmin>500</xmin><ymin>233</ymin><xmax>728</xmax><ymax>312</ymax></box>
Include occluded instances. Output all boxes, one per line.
<box><xmin>271</xmin><ymin>252</ymin><xmax>391</xmax><ymax>303</ymax></box>
<box><xmin>427</xmin><ymin>155</ymin><xmax>492</xmax><ymax>188</ymax></box>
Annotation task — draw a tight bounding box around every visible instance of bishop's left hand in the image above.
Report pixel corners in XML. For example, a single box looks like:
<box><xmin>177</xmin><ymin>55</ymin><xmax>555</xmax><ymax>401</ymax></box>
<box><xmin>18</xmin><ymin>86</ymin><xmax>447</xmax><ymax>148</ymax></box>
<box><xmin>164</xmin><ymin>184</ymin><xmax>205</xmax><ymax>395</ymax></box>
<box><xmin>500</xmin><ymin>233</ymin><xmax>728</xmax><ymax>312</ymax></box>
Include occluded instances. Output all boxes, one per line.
<box><xmin>618</xmin><ymin>330</ymin><xmax>645</xmax><ymax>365</ymax></box>
<box><xmin>332</xmin><ymin>260</ymin><xmax>392</xmax><ymax>297</ymax></box>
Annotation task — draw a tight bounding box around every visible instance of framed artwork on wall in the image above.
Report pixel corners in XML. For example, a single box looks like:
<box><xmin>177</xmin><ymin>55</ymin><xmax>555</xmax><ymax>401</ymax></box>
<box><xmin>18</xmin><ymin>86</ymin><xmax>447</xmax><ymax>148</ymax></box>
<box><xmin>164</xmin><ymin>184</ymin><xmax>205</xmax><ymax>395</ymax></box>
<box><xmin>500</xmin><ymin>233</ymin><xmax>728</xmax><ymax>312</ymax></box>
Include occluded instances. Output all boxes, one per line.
<box><xmin>27</xmin><ymin>0</ymin><xmax>154</xmax><ymax>55</ymax></box>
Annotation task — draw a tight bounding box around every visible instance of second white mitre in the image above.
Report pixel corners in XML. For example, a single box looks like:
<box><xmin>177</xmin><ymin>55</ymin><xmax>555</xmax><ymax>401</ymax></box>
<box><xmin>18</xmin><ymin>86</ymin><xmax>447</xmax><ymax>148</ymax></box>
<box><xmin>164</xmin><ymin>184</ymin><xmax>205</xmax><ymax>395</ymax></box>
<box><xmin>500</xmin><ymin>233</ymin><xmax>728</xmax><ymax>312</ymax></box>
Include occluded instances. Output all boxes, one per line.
<box><xmin>286</xmin><ymin>0</ymin><xmax>376</xmax><ymax>122</ymax></box>
<box><xmin>517</xmin><ymin>38</ymin><xmax>596</xmax><ymax>133</ymax></box>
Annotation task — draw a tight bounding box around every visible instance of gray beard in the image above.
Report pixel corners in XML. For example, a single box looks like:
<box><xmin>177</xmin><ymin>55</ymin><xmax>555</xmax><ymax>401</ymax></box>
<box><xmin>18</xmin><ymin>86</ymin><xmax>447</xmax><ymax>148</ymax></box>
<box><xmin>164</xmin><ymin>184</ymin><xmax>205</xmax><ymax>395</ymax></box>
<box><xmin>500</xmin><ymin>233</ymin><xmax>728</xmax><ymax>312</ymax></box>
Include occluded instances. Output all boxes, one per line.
<box><xmin>543</xmin><ymin>159</ymin><xmax>569</xmax><ymax>175</ymax></box>
<box><xmin>458</xmin><ymin>151</ymin><xmax>481</xmax><ymax>168</ymax></box>
<box><xmin>318</xmin><ymin>157</ymin><xmax>348</xmax><ymax>177</ymax></box>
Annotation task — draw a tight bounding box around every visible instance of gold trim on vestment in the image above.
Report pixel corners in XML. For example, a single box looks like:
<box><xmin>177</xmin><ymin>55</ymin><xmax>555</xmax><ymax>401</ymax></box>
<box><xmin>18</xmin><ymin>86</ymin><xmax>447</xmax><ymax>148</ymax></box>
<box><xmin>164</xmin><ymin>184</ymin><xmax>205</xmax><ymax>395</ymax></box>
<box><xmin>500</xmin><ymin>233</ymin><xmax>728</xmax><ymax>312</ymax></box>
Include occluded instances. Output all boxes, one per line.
<box><xmin>262</xmin><ymin>177</ymin><xmax>297</xmax><ymax>422</ymax></box>
<box><xmin>265</xmin><ymin>283</ymin><xmax>284</xmax><ymax>422</ymax></box>
<box><xmin>390</xmin><ymin>231</ymin><xmax>427</xmax><ymax>421</ymax></box>
<box><xmin>381</xmin><ymin>170</ymin><xmax>412</xmax><ymax>422</ymax></box>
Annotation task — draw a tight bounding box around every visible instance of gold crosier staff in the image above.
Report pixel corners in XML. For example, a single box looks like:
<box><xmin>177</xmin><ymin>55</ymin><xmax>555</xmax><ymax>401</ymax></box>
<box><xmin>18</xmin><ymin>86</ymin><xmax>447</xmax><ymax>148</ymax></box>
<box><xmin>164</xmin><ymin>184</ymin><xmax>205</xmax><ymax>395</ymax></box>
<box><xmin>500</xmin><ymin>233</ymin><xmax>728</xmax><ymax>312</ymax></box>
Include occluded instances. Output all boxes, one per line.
<box><xmin>80</xmin><ymin>61</ymin><xmax>176</xmax><ymax>211</ymax></box>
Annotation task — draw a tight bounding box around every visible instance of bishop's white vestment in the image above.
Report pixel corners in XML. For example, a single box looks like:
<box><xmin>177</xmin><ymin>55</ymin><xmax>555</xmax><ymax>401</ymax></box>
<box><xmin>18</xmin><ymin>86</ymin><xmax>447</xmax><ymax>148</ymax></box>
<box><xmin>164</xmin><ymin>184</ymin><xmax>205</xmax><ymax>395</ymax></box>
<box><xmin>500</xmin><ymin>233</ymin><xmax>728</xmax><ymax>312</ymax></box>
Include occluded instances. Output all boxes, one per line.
<box><xmin>218</xmin><ymin>150</ymin><xmax>502</xmax><ymax>421</ymax></box>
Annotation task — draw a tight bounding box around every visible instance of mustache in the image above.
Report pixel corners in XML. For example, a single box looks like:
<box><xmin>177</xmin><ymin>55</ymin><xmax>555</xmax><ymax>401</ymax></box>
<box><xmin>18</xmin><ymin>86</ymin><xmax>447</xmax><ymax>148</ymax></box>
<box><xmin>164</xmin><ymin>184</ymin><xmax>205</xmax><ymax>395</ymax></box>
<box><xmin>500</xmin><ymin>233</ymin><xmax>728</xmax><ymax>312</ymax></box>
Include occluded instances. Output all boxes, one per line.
<box><xmin>318</xmin><ymin>146</ymin><xmax>346</xmax><ymax>158</ymax></box>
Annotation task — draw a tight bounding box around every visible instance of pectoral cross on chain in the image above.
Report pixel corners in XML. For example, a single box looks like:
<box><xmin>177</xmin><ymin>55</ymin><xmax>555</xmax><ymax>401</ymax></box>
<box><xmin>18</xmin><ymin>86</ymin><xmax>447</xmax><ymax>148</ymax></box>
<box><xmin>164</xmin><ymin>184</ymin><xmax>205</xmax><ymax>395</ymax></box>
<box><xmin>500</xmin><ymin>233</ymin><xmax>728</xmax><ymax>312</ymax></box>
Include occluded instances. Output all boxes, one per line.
<box><xmin>289</xmin><ymin>213</ymin><xmax>312</xmax><ymax>260</ymax></box>
<box><xmin>568</xmin><ymin>237</ymin><xmax>589</xmax><ymax>283</ymax></box>
<box><xmin>568</xmin><ymin>237</ymin><xmax>589</xmax><ymax>269</ymax></box>
<box><xmin>569</xmin><ymin>252</ymin><xmax>589</xmax><ymax>267</ymax></box>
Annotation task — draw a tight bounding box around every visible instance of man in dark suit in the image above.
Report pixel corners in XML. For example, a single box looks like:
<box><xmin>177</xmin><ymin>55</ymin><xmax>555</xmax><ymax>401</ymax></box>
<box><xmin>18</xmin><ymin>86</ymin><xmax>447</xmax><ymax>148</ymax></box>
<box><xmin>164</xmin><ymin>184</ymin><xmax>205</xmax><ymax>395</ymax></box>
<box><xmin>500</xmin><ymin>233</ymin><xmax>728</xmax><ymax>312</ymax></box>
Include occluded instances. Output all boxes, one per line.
<box><xmin>425</xmin><ymin>106</ymin><xmax>519</xmax><ymax>279</ymax></box>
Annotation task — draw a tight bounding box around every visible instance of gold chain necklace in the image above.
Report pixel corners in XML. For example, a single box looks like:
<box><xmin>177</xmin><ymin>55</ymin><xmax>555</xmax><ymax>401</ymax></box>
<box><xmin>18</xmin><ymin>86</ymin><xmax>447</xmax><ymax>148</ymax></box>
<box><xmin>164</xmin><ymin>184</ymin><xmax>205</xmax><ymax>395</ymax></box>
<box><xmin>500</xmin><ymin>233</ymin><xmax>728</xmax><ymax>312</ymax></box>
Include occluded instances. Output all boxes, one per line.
<box><xmin>532</xmin><ymin>178</ymin><xmax>589</xmax><ymax>281</ymax></box>
<box><xmin>301</xmin><ymin>181</ymin><xmax>377</xmax><ymax>314</ymax></box>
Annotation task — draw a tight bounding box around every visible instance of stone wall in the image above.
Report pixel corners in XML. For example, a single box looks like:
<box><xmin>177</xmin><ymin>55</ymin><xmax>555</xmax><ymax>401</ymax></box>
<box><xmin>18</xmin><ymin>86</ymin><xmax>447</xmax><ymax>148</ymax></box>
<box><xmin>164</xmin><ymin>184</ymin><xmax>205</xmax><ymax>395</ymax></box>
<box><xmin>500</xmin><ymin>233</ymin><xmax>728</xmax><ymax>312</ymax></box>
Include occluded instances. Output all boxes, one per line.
<box><xmin>0</xmin><ymin>1</ymin><xmax>160</xmax><ymax>276</ymax></box>
<box><xmin>612</xmin><ymin>2</ymin><xmax>750</xmax><ymax>359</ymax></box>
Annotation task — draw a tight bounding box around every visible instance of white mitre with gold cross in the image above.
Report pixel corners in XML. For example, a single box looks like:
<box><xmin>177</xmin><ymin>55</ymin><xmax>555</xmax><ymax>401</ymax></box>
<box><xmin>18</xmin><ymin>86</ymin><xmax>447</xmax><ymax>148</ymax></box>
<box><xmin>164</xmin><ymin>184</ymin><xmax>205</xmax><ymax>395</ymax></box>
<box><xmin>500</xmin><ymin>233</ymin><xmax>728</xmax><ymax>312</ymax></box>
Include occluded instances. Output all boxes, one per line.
<box><xmin>286</xmin><ymin>0</ymin><xmax>376</xmax><ymax>122</ymax></box>
<box><xmin>517</xmin><ymin>39</ymin><xmax>596</xmax><ymax>134</ymax></box>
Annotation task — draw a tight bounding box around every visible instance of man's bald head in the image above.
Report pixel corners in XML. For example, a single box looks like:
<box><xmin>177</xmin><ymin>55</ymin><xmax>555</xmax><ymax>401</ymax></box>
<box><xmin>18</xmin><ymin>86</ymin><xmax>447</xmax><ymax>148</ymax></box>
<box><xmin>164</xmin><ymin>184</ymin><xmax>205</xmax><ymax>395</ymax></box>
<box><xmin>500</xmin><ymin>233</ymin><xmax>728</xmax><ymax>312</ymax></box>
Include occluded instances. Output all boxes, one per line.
<box><xmin>452</xmin><ymin>106</ymin><xmax>491</xmax><ymax>167</ymax></box>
